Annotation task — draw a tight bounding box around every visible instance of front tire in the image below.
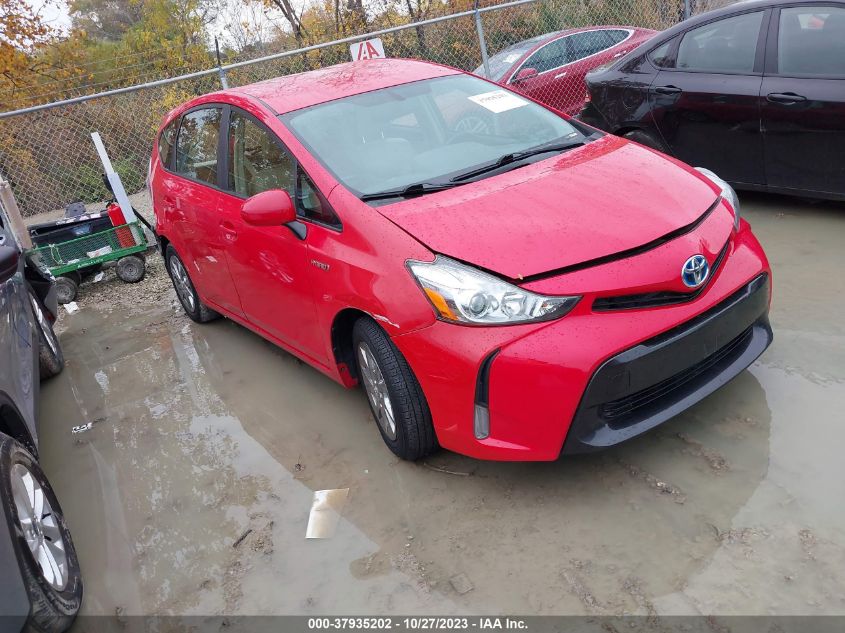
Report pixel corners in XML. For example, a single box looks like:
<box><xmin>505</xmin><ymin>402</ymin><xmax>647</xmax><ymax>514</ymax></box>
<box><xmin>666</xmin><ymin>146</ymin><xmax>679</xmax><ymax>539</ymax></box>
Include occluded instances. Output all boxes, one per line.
<box><xmin>0</xmin><ymin>436</ymin><xmax>82</xmax><ymax>632</ymax></box>
<box><xmin>165</xmin><ymin>245</ymin><xmax>219</xmax><ymax>323</ymax></box>
<box><xmin>28</xmin><ymin>289</ymin><xmax>64</xmax><ymax>380</ymax></box>
<box><xmin>352</xmin><ymin>317</ymin><xmax>437</xmax><ymax>461</ymax></box>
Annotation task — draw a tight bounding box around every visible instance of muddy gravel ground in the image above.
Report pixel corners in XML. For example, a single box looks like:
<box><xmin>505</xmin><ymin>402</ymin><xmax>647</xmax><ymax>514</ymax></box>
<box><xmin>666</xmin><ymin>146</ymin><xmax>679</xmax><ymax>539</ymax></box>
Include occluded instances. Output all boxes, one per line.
<box><xmin>36</xmin><ymin>193</ymin><xmax>845</xmax><ymax>620</ymax></box>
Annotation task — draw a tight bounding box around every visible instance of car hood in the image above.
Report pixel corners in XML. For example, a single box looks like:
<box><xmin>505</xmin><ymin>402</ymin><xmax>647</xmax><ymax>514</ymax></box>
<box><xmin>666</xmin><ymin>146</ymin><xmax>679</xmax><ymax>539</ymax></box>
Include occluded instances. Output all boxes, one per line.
<box><xmin>376</xmin><ymin>135</ymin><xmax>721</xmax><ymax>280</ymax></box>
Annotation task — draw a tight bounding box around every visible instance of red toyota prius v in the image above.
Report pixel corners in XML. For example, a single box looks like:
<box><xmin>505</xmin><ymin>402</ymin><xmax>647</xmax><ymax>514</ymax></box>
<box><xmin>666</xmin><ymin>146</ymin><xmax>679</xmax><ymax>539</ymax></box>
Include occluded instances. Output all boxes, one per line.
<box><xmin>150</xmin><ymin>58</ymin><xmax>773</xmax><ymax>462</ymax></box>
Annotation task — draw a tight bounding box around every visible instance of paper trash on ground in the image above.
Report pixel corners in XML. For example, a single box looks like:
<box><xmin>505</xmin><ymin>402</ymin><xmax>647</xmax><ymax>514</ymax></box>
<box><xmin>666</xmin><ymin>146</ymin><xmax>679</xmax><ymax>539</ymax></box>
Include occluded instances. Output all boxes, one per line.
<box><xmin>64</xmin><ymin>302</ymin><xmax>79</xmax><ymax>314</ymax></box>
<box><xmin>86</xmin><ymin>245</ymin><xmax>113</xmax><ymax>258</ymax></box>
<box><xmin>306</xmin><ymin>488</ymin><xmax>349</xmax><ymax>539</ymax></box>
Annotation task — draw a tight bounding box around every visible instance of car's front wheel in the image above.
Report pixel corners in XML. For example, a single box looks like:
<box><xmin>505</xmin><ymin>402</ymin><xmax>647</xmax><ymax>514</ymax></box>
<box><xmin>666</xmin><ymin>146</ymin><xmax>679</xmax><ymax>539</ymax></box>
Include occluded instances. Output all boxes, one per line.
<box><xmin>0</xmin><ymin>436</ymin><xmax>82</xmax><ymax>632</ymax></box>
<box><xmin>352</xmin><ymin>317</ymin><xmax>437</xmax><ymax>461</ymax></box>
<box><xmin>165</xmin><ymin>245</ymin><xmax>219</xmax><ymax>323</ymax></box>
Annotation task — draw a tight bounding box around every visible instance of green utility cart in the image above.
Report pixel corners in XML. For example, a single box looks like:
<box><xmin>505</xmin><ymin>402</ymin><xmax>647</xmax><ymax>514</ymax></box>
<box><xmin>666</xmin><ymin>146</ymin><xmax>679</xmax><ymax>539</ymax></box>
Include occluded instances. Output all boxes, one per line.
<box><xmin>29</xmin><ymin>221</ymin><xmax>150</xmax><ymax>304</ymax></box>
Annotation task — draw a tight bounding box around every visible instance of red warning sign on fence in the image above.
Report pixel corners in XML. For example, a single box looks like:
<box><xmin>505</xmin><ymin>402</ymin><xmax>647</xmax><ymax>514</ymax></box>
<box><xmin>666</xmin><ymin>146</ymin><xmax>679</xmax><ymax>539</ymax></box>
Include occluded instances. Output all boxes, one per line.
<box><xmin>350</xmin><ymin>38</ymin><xmax>386</xmax><ymax>61</ymax></box>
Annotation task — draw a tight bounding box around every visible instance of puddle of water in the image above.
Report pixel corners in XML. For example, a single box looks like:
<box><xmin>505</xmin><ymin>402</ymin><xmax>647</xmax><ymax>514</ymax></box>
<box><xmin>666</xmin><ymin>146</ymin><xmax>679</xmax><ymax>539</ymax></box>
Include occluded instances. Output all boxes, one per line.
<box><xmin>34</xmin><ymin>194</ymin><xmax>845</xmax><ymax>616</ymax></box>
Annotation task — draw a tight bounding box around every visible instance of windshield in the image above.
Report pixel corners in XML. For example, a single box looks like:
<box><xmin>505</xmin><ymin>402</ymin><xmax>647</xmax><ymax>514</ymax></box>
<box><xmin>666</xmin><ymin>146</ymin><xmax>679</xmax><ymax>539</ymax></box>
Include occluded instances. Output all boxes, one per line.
<box><xmin>473</xmin><ymin>35</ymin><xmax>550</xmax><ymax>80</ymax></box>
<box><xmin>280</xmin><ymin>74</ymin><xmax>585</xmax><ymax>198</ymax></box>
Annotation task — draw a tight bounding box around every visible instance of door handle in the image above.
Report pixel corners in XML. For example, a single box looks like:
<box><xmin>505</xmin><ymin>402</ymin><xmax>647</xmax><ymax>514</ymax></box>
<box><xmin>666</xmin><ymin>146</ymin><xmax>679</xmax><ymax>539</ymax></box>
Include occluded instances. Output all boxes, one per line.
<box><xmin>767</xmin><ymin>92</ymin><xmax>807</xmax><ymax>104</ymax></box>
<box><xmin>554</xmin><ymin>71</ymin><xmax>567</xmax><ymax>79</ymax></box>
<box><xmin>654</xmin><ymin>85</ymin><xmax>682</xmax><ymax>95</ymax></box>
<box><xmin>220</xmin><ymin>221</ymin><xmax>238</xmax><ymax>242</ymax></box>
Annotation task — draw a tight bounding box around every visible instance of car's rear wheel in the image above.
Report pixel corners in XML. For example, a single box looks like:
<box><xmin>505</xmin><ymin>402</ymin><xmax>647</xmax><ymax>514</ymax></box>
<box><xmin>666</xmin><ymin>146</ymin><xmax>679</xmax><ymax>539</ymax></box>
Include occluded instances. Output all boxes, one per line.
<box><xmin>28</xmin><ymin>289</ymin><xmax>64</xmax><ymax>380</ymax></box>
<box><xmin>165</xmin><ymin>245</ymin><xmax>219</xmax><ymax>323</ymax></box>
<box><xmin>352</xmin><ymin>317</ymin><xmax>437</xmax><ymax>461</ymax></box>
<box><xmin>0</xmin><ymin>436</ymin><xmax>82</xmax><ymax>632</ymax></box>
<box><xmin>623</xmin><ymin>129</ymin><xmax>669</xmax><ymax>153</ymax></box>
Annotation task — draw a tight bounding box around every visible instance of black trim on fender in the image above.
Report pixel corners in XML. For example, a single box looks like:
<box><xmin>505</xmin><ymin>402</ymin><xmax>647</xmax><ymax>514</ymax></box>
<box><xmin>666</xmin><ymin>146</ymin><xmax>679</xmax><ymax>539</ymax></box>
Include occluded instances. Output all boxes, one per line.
<box><xmin>474</xmin><ymin>349</ymin><xmax>500</xmax><ymax>408</ymax></box>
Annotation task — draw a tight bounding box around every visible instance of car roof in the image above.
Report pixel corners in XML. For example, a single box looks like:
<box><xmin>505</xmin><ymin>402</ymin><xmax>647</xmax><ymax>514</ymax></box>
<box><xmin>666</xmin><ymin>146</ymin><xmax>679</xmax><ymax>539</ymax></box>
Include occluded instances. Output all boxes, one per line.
<box><xmin>657</xmin><ymin>0</ymin><xmax>844</xmax><ymax>40</ymax></box>
<box><xmin>225</xmin><ymin>58</ymin><xmax>461</xmax><ymax>114</ymax></box>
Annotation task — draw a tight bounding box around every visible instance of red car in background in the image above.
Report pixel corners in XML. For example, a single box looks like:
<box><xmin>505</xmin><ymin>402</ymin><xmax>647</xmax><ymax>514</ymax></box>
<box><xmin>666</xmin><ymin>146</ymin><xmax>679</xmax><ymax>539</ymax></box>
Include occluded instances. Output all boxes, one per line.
<box><xmin>150</xmin><ymin>59</ymin><xmax>772</xmax><ymax>462</ymax></box>
<box><xmin>474</xmin><ymin>26</ymin><xmax>657</xmax><ymax>115</ymax></box>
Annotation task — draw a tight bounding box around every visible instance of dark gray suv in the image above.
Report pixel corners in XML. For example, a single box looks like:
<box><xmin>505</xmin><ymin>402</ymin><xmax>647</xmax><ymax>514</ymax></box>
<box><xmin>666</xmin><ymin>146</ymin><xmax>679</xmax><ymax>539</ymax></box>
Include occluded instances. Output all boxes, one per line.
<box><xmin>0</xmin><ymin>211</ymin><xmax>82</xmax><ymax>632</ymax></box>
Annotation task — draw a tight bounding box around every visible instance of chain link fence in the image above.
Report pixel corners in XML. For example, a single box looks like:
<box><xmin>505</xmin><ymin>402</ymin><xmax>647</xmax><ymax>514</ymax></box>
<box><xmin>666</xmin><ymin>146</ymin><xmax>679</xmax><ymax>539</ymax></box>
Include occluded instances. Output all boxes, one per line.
<box><xmin>0</xmin><ymin>0</ymin><xmax>735</xmax><ymax>220</ymax></box>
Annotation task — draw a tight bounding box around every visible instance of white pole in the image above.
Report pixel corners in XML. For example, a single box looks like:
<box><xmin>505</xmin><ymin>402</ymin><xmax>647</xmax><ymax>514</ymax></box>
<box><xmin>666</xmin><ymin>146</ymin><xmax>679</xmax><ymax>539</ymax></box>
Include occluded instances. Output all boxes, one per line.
<box><xmin>0</xmin><ymin>177</ymin><xmax>33</xmax><ymax>250</ymax></box>
<box><xmin>91</xmin><ymin>132</ymin><xmax>137</xmax><ymax>223</ymax></box>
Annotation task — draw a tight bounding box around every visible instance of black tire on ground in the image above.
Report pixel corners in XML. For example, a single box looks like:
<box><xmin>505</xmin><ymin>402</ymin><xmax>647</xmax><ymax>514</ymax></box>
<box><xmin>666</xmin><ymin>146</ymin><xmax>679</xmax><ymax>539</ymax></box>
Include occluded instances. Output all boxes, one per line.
<box><xmin>53</xmin><ymin>277</ymin><xmax>77</xmax><ymax>305</ymax></box>
<box><xmin>352</xmin><ymin>316</ymin><xmax>437</xmax><ymax>461</ymax></box>
<box><xmin>164</xmin><ymin>245</ymin><xmax>220</xmax><ymax>323</ymax></box>
<box><xmin>0</xmin><ymin>436</ymin><xmax>83</xmax><ymax>633</ymax></box>
<box><xmin>28</xmin><ymin>289</ymin><xmax>64</xmax><ymax>380</ymax></box>
<box><xmin>115</xmin><ymin>255</ymin><xmax>145</xmax><ymax>283</ymax></box>
<box><xmin>623</xmin><ymin>128</ymin><xmax>669</xmax><ymax>153</ymax></box>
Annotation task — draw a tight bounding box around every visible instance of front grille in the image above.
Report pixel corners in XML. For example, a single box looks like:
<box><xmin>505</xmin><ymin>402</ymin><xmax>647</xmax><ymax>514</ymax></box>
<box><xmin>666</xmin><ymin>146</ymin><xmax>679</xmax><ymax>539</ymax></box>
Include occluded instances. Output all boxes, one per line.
<box><xmin>592</xmin><ymin>240</ymin><xmax>730</xmax><ymax>312</ymax></box>
<box><xmin>598</xmin><ymin>325</ymin><xmax>753</xmax><ymax>423</ymax></box>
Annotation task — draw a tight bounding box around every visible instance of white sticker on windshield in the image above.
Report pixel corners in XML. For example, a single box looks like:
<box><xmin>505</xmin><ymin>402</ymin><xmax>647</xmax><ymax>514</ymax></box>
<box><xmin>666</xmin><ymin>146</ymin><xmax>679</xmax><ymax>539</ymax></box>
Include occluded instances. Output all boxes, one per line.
<box><xmin>468</xmin><ymin>90</ymin><xmax>529</xmax><ymax>114</ymax></box>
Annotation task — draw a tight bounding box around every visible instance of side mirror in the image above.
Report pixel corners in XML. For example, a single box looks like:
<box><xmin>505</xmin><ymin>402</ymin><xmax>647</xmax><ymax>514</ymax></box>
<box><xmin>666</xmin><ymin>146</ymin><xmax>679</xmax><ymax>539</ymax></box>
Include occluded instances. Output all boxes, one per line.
<box><xmin>241</xmin><ymin>189</ymin><xmax>296</xmax><ymax>227</ymax></box>
<box><xmin>512</xmin><ymin>67</ymin><xmax>539</xmax><ymax>84</ymax></box>
<box><xmin>0</xmin><ymin>229</ymin><xmax>21</xmax><ymax>284</ymax></box>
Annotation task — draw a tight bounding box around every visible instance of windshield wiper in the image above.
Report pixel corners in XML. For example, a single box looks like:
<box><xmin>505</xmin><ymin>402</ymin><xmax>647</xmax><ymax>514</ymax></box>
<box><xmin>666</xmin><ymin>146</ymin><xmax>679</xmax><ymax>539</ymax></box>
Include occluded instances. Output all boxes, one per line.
<box><xmin>360</xmin><ymin>181</ymin><xmax>461</xmax><ymax>202</ymax></box>
<box><xmin>450</xmin><ymin>140</ymin><xmax>586</xmax><ymax>183</ymax></box>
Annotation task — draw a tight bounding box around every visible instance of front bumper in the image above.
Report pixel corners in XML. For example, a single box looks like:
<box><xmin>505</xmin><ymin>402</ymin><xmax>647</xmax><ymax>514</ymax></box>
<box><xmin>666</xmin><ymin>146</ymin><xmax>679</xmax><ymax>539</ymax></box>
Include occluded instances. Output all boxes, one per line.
<box><xmin>393</xmin><ymin>220</ymin><xmax>772</xmax><ymax>461</ymax></box>
<box><xmin>563</xmin><ymin>273</ymin><xmax>771</xmax><ymax>453</ymax></box>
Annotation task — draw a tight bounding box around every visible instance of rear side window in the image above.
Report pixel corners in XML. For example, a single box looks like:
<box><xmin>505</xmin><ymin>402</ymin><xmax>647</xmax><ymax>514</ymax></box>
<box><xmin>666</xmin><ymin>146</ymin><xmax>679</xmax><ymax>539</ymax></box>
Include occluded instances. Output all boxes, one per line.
<box><xmin>676</xmin><ymin>11</ymin><xmax>764</xmax><ymax>73</ymax></box>
<box><xmin>605</xmin><ymin>29</ymin><xmax>631</xmax><ymax>46</ymax></box>
<box><xmin>158</xmin><ymin>120</ymin><xmax>177</xmax><ymax>168</ymax></box>
<box><xmin>175</xmin><ymin>108</ymin><xmax>222</xmax><ymax>185</ymax></box>
<box><xmin>568</xmin><ymin>30</ymin><xmax>623</xmax><ymax>60</ymax></box>
<box><xmin>228</xmin><ymin>111</ymin><xmax>295</xmax><ymax>197</ymax></box>
<box><xmin>778</xmin><ymin>7</ymin><xmax>845</xmax><ymax>76</ymax></box>
<box><xmin>522</xmin><ymin>38</ymin><xmax>571</xmax><ymax>73</ymax></box>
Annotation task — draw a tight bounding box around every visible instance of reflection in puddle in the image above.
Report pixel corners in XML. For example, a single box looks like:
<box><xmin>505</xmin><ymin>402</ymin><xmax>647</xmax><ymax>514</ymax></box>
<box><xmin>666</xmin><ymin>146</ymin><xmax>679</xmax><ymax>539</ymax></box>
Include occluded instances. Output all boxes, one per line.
<box><xmin>36</xmin><ymin>254</ymin><xmax>845</xmax><ymax>617</ymax></box>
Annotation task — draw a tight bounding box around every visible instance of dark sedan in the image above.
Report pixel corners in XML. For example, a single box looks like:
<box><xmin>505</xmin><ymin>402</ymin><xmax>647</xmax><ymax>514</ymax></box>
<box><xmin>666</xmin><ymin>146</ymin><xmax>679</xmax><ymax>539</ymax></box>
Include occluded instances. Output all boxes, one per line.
<box><xmin>579</xmin><ymin>0</ymin><xmax>845</xmax><ymax>201</ymax></box>
<box><xmin>0</xmin><ymin>209</ymin><xmax>82</xmax><ymax>631</ymax></box>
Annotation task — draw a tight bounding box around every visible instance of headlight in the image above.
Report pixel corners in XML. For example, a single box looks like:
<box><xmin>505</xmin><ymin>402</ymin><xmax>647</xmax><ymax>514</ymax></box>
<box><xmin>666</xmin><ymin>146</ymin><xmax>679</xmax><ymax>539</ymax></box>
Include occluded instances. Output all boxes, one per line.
<box><xmin>407</xmin><ymin>256</ymin><xmax>580</xmax><ymax>325</ymax></box>
<box><xmin>695</xmin><ymin>167</ymin><xmax>740</xmax><ymax>231</ymax></box>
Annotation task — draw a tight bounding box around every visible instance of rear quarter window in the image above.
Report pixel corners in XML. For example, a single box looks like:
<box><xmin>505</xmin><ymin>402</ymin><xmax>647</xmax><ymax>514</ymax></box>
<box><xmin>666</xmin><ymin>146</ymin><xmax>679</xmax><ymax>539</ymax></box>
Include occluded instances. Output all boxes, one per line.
<box><xmin>157</xmin><ymin>120</ymin><xmax>177</xmax><ymax>169</ymax></box>
<box><xmin>175</xmin><ymin>107</ymin><xmax>223</xmax><ymax>185</ymax></box>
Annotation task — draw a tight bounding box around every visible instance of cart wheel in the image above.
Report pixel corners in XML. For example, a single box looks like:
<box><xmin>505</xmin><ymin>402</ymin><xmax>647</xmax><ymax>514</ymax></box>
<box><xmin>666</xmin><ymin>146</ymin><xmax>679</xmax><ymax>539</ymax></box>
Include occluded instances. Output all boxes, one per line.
<box><xmin>54</xmin><ymin>276</ymin><xmax>78</xmax><ymax>304</ymax></box>
<box><xmin>63</xmin><ymin>270</ymin><xmax>82</xmax><ymax>286</ymax></box>
<box><xmin>116</xmin><ymin>255</ymin><xmax>145</xmax><ymax>283</ymax></box>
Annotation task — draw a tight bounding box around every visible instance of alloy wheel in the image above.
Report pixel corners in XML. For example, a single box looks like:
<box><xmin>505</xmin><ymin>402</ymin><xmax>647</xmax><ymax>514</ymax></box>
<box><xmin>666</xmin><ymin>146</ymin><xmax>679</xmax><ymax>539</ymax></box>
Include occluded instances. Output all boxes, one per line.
<box><xmin>10</xmin><ymin>463</ymin><xmax>69</xmax><ymax>590</ymax></box>
<box><xmin>169</xmin><ymin>257</ymin><xmax>196</xmax><ymax>312</ymax></box>
<box><xmin>357</xmin><ymin>342</ymin><xmax>397</xmax><ymax>440</ymax></box>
